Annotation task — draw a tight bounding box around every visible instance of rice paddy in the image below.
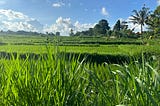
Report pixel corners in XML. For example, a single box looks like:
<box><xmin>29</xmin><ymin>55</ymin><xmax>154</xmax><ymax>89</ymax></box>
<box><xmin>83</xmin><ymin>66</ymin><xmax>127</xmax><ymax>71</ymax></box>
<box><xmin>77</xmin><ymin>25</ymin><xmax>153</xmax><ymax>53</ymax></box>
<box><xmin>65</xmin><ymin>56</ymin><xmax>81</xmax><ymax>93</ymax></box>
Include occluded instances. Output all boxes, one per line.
<box><xmin>0</xmin><ymin>35</ymin><xmax>159</xmax><ymax>105</ymax></box>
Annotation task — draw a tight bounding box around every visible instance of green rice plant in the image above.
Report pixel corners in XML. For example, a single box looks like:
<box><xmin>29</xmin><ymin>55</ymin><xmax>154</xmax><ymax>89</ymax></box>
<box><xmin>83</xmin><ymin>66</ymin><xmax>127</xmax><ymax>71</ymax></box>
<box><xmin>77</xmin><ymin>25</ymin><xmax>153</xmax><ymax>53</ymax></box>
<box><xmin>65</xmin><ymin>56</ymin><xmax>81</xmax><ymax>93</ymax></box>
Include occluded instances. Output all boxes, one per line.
<box><xmin>0</xmin><ymin>45</ymin><xmax>101</xmax><ymax>105</ymax></box>
<box><xmin>0</xmin><ymin>45</ymin><xmax>159</xmax><ymax>105</ymax></box>
<box><xmin>83</xmin><ymin>54</ymin><xmax>160</xmax><ymax>106</ymax></box>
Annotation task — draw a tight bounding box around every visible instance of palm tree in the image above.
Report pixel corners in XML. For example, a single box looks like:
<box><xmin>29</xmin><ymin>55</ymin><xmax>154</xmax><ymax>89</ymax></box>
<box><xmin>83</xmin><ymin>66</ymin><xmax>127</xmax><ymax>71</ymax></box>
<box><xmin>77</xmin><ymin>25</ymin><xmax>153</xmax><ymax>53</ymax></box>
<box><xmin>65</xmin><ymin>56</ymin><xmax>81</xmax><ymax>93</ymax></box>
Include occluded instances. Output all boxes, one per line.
<box><xmin>130</xmin><ymin>5</ymin><xmax>151</xmax><ymax>34</ymax></box>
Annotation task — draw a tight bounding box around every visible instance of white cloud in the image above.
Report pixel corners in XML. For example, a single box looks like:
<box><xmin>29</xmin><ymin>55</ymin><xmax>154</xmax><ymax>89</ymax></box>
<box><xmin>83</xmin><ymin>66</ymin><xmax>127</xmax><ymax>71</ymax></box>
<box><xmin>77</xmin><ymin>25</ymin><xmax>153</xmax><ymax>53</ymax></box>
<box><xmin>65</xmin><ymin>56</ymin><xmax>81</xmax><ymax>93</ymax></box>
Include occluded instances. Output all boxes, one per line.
<box><xmin>74</xmin><ymin>21</ymin><xmax>95</xmax><ymax>32</ymax></box>
<box><xmin>43</xmin><ymin>17</ymin><xmax>74</xmax><ymax>35</ymax></box>
<box><xmin>101</xmin><ymin>7</ymin><xmax>109</xmax><ymax>16</ymax></box>
<box><xmin>0</xmin><ymin>9</ymin><xmax>43</xmax><ymax>32</ymax></box>
<box><xmin>158</xmin><ymin>0</ymin><xmax>160</xmax><ymax>5</ymax></box>
<box><xmin>52</xmin><ymin>2</ymin><xmax>65</xmax><ymax>8</ymax></box>
<box><xmin>0</xmin><ymin>9</ymin><xmax>95</xmax><ymax>35</ymax></box>
<box><xmin>0</xmin><ymin>9</ymin><xmax>30</xmax><ymax>21</ymax></box>
<box><xmin>127</xmin><ymin>23</ymin><xmax>141</xmax><ymax>32</ymax></box>
<box><xmin>27</xmin><ymin>19</ymin><xmax>43</xmax><ymax>31</ymax></box>
<box><xmin>43</xmin><ymin>17</ymin><xmax>95</xmax><ymax>36</ymax></box>
<box><xmin>2</xmin><ymin>21</ymin><xmax>37</xmax><ymax>32</ymax></box>
<box><xmin>126</xmin><ymin>17</ymin><xmax>147</xmax><ymax>32</ymax></box>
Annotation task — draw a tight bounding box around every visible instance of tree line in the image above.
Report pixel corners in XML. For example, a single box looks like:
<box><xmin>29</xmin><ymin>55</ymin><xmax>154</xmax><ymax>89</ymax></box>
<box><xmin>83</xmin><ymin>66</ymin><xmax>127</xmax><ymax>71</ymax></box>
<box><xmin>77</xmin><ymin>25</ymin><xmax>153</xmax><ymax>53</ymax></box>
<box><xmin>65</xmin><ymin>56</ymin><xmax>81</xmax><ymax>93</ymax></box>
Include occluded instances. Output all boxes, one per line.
<box><xmin>70</xmin><ymin>5</ymin><xmax>160</xmax><ymax>38</ymax></box>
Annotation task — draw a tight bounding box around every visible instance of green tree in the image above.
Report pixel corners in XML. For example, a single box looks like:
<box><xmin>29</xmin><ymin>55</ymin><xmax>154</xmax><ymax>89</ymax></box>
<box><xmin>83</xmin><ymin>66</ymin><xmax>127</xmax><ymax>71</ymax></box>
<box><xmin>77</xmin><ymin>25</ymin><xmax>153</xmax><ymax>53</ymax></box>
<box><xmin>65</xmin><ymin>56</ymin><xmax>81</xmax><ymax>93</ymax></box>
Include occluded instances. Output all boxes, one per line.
<box><xmin>147</xmin><ymin>6</ymin><xmax>160</xmax><ymax>36</ymax></box>
<box><xmin>94</xmin><ymin>24</ymin><xmax>104</xmax><ymax>35</ymax></box>
<box><xmin>121</xmin><ymin>21</ymin><xmax>128</xmax><ymax>30</ymax></box>
<box><xmin>113</xmin><ymin>20</ymin><xmax>128</xmax><ymax>31</ymax></box>
<box><xmin>113</xmin><ymin>20</ymin><xmax>129</xmax><ymax>38</ymax></box>
<box><xmin>74</xmin><ymin>31</ymin><xmax>81</xmax><ymax>36</ymax></box>
<box><xmin>94</xmin><ymin>19</ymin><xmax>110</xmax><ymax>35</ymax></box>
<box><xmin>88</xmin><ymin>28</ymin><xmax>94</xmax><ymax>36</ymax></box>
<box><xmin>107</xmin><ymin>30</ymin><xmax>112</xmax><ymax>36</ymax></box>
<box><xmin>56</xmin><ymin>32</ymin><xmax>60</xmax><ymax>36</ymax></box>
<box><xmin>113</xmin><ymin>20</ymin><xmax>121</xmax><ymax>31</ymax></box>
<box><xmin>130</xmin><ymin>5</ymin><xmax>151</xmax><ymax>34</ymax></box>
<box><xmin>69</xmin><ymin>29</ymin><xmax>74</xmax><ymax>36</ymax></box>
<box><xmin>99</xmin><ymin>19</ymin><xmax>110</xmax><ymax>30</ymax></box>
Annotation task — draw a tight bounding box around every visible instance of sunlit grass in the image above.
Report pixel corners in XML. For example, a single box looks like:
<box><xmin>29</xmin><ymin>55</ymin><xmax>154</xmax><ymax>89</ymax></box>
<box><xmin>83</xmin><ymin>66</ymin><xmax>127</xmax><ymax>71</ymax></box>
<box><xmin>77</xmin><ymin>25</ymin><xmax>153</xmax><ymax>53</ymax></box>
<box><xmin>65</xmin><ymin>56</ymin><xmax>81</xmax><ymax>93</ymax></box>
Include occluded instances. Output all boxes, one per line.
<box><xmin>0</xmin><ymin>44</ymin><xmax>160</xmax><ymax>56</ymax></box>
<box><xmin>0</xmin><ymin>47</ymin><xmax>159</xmax><ymax>105</ymax></box>
<box><xmin>0</xmin><ymin>35</ymin><xmax>159</xmax><ymax>105</ymax></box>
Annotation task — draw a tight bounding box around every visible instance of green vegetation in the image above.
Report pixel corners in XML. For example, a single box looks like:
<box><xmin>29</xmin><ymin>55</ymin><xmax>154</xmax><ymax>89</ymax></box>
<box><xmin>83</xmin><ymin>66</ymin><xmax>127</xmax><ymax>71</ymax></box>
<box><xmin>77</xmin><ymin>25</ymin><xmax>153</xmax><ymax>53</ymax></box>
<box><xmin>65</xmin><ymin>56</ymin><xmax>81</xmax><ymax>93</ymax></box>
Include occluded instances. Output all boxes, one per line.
<box><xmin>147</xmin><ymin>6</ymin><xmax>160</xmax><ymax>36</ymax></box>
<box><xmin>130</xmin><ymin>5</ymin><xmax>151</xmax><ymax>34</ymax></box>
<box><xmin>0</xmin><ymin>35</ymin><xmax>159</xmax><ymax>55</ymax></box>
<box><xmin>0</xmin><ymin>34</ymin><xmax>159</xmax><ymax>105</ymax></box>
<box><xmin>72</xmin><ymin>5</ymin><xmax>160</xmax><ymax>39</ymax></box>
<box><xmin>0</xmin><ymin>47</ymin><xmax>159</xmax><ymax>105</ymax></box>
<box><xmin>0</xmin><ymin>5</ymin><xmax>159</xmax><ymax>105</ymax></box>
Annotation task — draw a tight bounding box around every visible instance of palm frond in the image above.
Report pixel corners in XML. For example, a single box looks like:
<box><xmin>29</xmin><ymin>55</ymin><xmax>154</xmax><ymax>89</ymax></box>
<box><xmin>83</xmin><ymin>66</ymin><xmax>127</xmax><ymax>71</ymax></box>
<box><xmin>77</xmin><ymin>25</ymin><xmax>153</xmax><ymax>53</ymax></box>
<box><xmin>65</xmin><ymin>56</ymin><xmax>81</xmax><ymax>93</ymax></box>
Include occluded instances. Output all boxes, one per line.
<box><xmin>132</xmin><ymin>10</ymin><xmax>140</xmax><ymax>17</ymax></box>
<box><xmin>129</xmin><ymin>6</ymin><xmax>151</xmax><ymax>33</ymax></box>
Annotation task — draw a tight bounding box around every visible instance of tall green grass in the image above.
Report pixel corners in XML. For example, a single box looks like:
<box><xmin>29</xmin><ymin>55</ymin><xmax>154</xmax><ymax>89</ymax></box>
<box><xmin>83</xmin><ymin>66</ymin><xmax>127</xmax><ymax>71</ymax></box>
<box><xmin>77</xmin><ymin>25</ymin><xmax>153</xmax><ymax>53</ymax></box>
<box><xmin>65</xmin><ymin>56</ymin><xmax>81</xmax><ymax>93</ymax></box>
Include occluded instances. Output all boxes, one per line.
<box><xmin>0</xmin><ymin>47</ymin><xmax>159</xmax><ymax>105</ymax></box>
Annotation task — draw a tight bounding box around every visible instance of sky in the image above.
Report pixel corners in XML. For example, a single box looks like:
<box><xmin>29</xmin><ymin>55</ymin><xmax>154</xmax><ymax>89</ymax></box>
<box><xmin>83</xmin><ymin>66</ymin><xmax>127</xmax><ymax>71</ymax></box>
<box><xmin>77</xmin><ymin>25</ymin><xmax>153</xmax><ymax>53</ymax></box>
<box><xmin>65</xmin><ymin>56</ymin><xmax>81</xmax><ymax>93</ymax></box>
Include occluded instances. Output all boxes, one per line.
<box><xmin>0</xmin><ymin>0</ymin><xmax>159</xmax><ymax>35</ymax></box>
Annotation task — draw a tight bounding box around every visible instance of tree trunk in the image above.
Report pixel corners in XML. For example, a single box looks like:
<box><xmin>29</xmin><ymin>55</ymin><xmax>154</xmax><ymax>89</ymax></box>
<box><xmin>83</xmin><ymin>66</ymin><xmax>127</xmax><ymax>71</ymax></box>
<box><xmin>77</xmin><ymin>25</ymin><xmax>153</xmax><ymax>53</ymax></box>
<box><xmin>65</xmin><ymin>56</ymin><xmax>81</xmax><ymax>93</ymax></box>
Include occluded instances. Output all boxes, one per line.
<box><xmin>140</xmin><ymin>24</ymin><xmax>144</xmax><ymax>44</ymax></box>
<box><xmin>140</xmin><ymin>24</ymin><xmax>143</xmax><ymax>35</ymax></box>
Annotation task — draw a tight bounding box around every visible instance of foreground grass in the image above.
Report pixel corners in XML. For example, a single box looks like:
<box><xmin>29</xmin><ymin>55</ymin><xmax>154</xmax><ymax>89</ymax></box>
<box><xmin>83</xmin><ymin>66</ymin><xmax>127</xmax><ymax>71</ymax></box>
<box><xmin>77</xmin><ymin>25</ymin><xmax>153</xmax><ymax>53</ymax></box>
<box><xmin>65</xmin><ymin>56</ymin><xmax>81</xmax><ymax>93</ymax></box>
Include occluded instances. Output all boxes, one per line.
<box><xmin>0</xmin><ymin>48</ymin><xmax>159</xmax><ymax>105</ymax></box>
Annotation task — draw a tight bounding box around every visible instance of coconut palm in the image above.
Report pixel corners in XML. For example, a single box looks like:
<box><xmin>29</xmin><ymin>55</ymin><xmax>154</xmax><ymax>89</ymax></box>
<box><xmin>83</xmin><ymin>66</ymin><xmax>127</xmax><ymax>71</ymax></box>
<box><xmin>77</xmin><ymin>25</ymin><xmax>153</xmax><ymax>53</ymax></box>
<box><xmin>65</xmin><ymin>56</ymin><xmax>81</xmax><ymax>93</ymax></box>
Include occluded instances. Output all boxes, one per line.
<box><xmin>130</xmin><ymin>5</ymin><xmax>151</xmax><ymax>34</ymax></box>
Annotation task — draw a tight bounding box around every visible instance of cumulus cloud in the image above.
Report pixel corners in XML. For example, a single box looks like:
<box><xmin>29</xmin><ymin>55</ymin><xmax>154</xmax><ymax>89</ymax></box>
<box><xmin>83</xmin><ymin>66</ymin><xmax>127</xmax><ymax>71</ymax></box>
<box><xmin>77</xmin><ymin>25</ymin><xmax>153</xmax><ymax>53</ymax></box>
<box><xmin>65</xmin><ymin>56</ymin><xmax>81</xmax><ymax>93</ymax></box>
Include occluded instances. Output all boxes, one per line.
<box><xmin>158</xmin><ymin>0</ymin><xmax>160</xmax><ymax>5</ymax></box>
<box><xmin>43</xmin><ymin>17</ymin><xmax>95</xmax><ymax>35</ymax></box>
<box><xmin>0</xmin><ymin>9</ymin><xmax>94</xmax><ymax>35</ymax></box>
<box><xmin>0</xmin><ymin>9</ymin><xmax>43</xmax><ymax>32</ymax></box>
<box><xmin>101</xmin><ymin>7</ymin><xmax>109</xmax><ymax>16</ymax></box>
<box><xmin>52</xmin><ymin>2</ymin><xmax>65</xmax><ymax>8</ymax></box>
<box><xmin>2</xmin><ymin>21</ymin><xmax>37</xmax><ymax>32</ymax></box>
<box><xmin>0</xmin><ymin>9</ymin><xmax>30</xmax><ymax>21</ymax></box>
<box><xmin>74</xmin><ymin>21</ymin><xmax>95</xmax><ymax>32</ymax></box>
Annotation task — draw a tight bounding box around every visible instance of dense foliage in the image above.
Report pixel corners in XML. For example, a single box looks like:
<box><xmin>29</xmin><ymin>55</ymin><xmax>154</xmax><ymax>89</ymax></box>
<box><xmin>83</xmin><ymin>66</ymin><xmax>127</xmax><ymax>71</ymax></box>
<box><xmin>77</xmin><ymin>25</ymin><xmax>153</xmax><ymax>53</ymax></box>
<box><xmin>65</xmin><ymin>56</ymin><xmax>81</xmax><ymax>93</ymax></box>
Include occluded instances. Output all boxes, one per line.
<box><xmin>73</xmin><ymin>5</ymin><xmax>160</xmax><ymax>38</ymax></box>
<box><xmin>147</xmin><ymin>6</ymin><xmax>160</xmax><ymax>36</ymax></box>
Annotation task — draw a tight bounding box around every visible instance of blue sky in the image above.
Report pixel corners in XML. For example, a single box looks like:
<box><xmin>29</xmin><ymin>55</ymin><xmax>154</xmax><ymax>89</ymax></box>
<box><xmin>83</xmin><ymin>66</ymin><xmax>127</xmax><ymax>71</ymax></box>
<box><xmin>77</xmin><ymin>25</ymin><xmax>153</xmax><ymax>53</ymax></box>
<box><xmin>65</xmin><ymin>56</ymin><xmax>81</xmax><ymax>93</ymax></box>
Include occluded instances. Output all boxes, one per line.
<box><xmin>0</xmin><ymin>0</ymin><xmax>159</xmax><ymax>35</ymax></box>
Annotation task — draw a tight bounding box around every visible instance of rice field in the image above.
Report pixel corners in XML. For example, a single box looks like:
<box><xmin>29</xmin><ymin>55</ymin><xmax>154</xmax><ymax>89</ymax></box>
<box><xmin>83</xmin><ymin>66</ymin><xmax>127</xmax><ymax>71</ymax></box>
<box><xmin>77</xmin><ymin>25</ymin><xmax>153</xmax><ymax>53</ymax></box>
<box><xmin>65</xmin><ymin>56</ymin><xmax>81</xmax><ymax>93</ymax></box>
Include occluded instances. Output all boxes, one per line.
<box><xmin>0</xmin><ymin>48</ymin><xmax>159</xmax><ymax>105</ymax></box>
<box><xmin>0</xmin><ymin>35</ymin><xmax>160</xmax><ymax>55</ymax></box>
<box><xmin>0</xmin><ymin>35</ymin><xmax>160</xmax><ymax>105</ymax></box>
